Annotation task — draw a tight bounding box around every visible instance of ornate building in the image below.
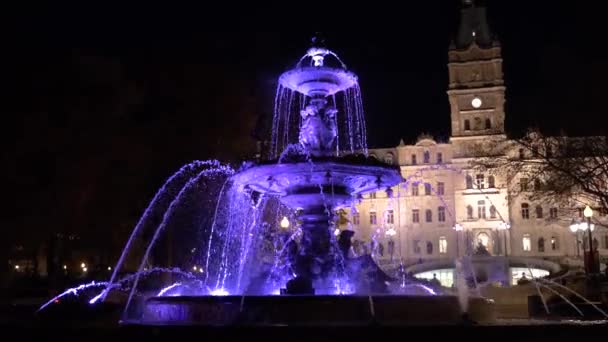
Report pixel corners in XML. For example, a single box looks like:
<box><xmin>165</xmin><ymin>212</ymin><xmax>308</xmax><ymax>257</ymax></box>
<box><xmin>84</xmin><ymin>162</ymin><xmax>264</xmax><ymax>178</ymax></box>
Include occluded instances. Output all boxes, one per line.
<box><xmin>350</xmin><ymin>1</ymin><xmax>608</xmax><ymax>286</ymax></box>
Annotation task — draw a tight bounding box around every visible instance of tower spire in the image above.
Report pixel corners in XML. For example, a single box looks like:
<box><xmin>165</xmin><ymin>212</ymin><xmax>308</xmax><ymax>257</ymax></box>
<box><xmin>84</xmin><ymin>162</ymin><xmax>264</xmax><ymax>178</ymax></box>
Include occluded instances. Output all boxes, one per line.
<box><xmin>455</xmin><ymin>0</ymin><xmax>493</xmax><ymax>49</ymax></box>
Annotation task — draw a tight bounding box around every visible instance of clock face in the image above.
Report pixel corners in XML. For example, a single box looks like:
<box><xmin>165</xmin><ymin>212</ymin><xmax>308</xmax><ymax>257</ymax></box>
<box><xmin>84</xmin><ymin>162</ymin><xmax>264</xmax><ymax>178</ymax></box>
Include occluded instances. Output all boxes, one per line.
<box><xmin>471</xmin><ymin>97</ymin><xmax>482</xmax><ymax>108</ymax></box>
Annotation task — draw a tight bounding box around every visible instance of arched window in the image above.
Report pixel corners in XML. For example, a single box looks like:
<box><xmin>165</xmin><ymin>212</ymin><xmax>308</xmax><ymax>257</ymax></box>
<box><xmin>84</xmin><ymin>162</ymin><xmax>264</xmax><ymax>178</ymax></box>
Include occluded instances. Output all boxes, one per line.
<box><xmin>538</xmin><ymin>237</ymin><xmax>545</xmax><ymax>253</ymax></box>
<box><xmin>426</xmin><ymin>241</ymin><xmax>433</xmax><ymax>255</ymax></box>
<box><xmin>488</xmin><ymin>175</ymin><xmax>495</xmax><ymax>188</ymax></box>
<box><xmin>425</xmin><ymin>209</ymin><xmax>433</xmax><ymax>222</ymax></box>
<box><xmin>551</xmin><ymin>236</ymin><xmax>558</xmax><ymax>251</ymax></box>
<box><xmin>536</xmin><ymin>206</ymin><xmax>543</xmax><ymax>219</ymax></box>
<box><xmin>423</xmin><ymin>151</ymin><xmax>430</xmax><ymax>164</ymax></box>
<box><xmin>467</xmin><ymin>205</ymin><xmax>474</xmax><ymax>220</ymax></box>
<box><xmin>485</xmin><ymin>118</ymin><xmax>491</xmax><ymax>129</ymax></box>
<box><xmin>489</xmin><ymin>205</ymin><xmax>497</xmax><ymax>219</ymax></box>
<box><xmin>521</xmin><ymin>203</ymin><xmax>530</xmax><ymax>219</ymax></box>
<box><xmin>466</xmin><ymin>175</ymin><xmax>473</xmax><ymax>189</ymax></box>
<box><xmin>464</xmin><ymin>119</ymin><xmax>471</xmax><ymax>131</ymax></box>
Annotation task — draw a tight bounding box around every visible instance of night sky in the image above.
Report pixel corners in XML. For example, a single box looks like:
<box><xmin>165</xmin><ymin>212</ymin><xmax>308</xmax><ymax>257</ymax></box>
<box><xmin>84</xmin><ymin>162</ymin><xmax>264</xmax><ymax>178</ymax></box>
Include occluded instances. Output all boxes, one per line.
<box><xmin>4</xmin><ymin>1</ymin><xmax>608</xmax><ymax>254</ymax></box>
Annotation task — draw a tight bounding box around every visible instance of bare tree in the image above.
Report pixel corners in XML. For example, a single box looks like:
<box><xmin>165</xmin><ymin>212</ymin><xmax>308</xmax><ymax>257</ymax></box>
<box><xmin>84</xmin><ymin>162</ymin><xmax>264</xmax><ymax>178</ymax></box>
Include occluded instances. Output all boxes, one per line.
<box><xmin>471</xmin><ymin>129</ymin><xmax>608</xmax><ymax>228</ymax></box>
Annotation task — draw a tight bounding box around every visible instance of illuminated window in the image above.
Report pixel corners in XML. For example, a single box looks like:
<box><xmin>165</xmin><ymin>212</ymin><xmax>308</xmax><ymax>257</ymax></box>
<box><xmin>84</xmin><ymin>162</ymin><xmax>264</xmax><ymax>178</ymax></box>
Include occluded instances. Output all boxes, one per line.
<box><xmin>439</xmin><ymin>237</ymin><xmax>447</xmax><ymax>254</ymax></box>
<box><xmin>412</xmin><ymin>209</ymin><xmax>420</xmax><ymax>223</ymax></box>
<box><xmin>411</xmin><ymin>184</ymin><xmax>419</xmax><ymax>196</ymax></box>
<box><xmin>521</xmin><ymin>203</ymin><xmax>529</xmax><ymax>219</ymax></box>
<box><xmin>424</xmin><ymin>183</ymin><xmax>432</xmax><ymax>195</ymax></box>
<box><xmin>551</xmin><ymin>236</ymin><xmax>558</xmax><ymax>251</ymax></box>
<box><xmin>425</xmin><ymin>209</ymin><xmax>433</xmax><ymax>222</ymax></box>
<box><xmin>523</xmin><ymin>234</ymin><xmax>531</xmax><ymax>251</ymax></box>
<box><xmin>370</xmin><ymin>211</ymin><xmax>377</xmax><ymax>225</ymax></box>
<box><xmin>423</xmin><ymin>151</ymin><xmax>430</xmax><ymax>164</ymax></box>
<box><xmin>437</xmin><ymin>182</ymin><xmax>445</xmax><ymax>195</ymax></box>
<box><xmin>438</xmin><ymin>207</ymin><xmax>446</xmax><ymax>222</ymax></box>
<box><xmin>386</xmin><ymin>210</ymin><xmax>394</xmax><ymax>224</ymax></box>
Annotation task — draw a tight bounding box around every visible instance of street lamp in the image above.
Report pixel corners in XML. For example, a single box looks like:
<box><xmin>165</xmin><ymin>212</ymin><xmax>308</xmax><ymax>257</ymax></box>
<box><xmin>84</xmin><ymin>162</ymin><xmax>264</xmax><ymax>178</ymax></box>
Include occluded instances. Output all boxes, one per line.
<box><xmin>569</xmin><ymin>219</ymin><xmax>581</xmax><ymax>257</ymax></box>
<box><xmin>453</xmin><ymin>223</ymin><xmax>463</xmax><ymax>257</ymax></box>
<box><xmin>280</xmin><ymin>216</ymin><xmax>290</xmax><ymax>229</ymax></box>
<box><xmin>583</xmin><ymin>205</ymin><xmax>597</xmax><ymax>274</ymax></box>
<box><xmin>497</xmin><ymin>221</ymin><xmax>510</xmax><ymax>257</ymax></box>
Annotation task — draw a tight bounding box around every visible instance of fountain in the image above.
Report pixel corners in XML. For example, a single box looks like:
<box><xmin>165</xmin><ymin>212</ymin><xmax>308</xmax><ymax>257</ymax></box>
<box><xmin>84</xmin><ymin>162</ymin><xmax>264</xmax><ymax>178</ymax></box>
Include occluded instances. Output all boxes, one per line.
<box><xmin>38</xmin><ymin>36</ymin><xmax>498</xmax><ymax>326</ymax></box>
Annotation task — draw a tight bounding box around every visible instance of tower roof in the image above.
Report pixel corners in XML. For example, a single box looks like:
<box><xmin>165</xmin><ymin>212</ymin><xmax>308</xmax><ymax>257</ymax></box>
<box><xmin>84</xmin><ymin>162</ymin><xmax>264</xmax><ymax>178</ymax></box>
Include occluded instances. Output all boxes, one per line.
<box><xmin>454</xmin><ymin>0</ymin><xmax>494</xmax><ymax>49</ymax></box>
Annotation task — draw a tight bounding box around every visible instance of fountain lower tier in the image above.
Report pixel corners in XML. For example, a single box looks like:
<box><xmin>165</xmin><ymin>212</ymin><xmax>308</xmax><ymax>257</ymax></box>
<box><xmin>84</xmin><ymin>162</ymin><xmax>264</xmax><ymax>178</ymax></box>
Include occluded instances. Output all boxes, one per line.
<box><xmin>138</xmin><ymin>295</ymin><xmax>496</xmax><ymax>325</ymax></box>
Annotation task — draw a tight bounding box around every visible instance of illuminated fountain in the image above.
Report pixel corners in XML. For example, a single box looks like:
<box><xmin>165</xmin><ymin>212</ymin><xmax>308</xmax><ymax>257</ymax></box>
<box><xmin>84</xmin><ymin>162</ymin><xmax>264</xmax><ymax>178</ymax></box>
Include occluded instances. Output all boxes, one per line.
<box><xmin>39</xmin><ymin>36</ymin><xmax>497</xmax><ymax>326</ymax></box>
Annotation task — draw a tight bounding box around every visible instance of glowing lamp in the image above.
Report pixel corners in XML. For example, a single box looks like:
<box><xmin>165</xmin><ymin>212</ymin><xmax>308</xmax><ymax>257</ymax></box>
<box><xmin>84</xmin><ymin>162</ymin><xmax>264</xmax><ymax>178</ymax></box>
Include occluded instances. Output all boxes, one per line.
<box><xmin>63</xmin><ymin>265</ymin><xmax>67</xmax><ymax>270</ymax></box>
<box><xmin>280</xmin><ymin>216</ymin><xmax>290</xmax><ymax>229</ymax></box>
<box><xmin>83</xmin><ymin>267</ymin><xmax>88</xmax><ymax>272</ymax></box>
<box><xmin>569</xmin><ymin>221</ymin><xmax>579</xmax><ymax>233</ymax></box>
<box><xmin>107</xmin><ymin>266</ymin><xmax>112</xmax><ymax>271</ymax></box>
<box><xmin>14</xmin><ymin>265</ymin><xmax>20</xmax><ymax>270</ymax></box>
<box><xmin>334</xmin><ymin>228</ymin><xmax>340</xmax><ymax>236</ymax></box>
<box><xmin>452</xmin><ymin>223</ymin><xmax>463</xmax><ymax>232</ymax></box>
<box><xmin>385</xmin><ymin>228</ymin><xmax>397</xmax><ymax>236</ymax></box>
<box><xmin>584</xmin><ymin>205</ymin><xmax>593</xmax><ymax>218</ymax></box>
<box><xmin>81</xmin><ymin>262</ymin><xmax>86</xmax><ymax>269</ymax></box>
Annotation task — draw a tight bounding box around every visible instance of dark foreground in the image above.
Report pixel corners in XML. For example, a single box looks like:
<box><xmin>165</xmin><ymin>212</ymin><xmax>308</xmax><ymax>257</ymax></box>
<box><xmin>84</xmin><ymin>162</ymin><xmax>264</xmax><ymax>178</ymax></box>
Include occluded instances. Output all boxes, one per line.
<box><xmin>1</xmin><ymin>323</ymin><xmax>608</xmax><ymax>342</ymax></box>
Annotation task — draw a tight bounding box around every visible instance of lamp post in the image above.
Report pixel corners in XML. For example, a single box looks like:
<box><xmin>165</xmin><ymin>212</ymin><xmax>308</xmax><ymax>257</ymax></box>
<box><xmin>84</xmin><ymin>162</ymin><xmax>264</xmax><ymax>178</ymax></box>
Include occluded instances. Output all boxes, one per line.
<box><xmin>453</xmin><ymin>223</ymin><xmax>463</xmax><ymax>258</ymax></box>
<box><xmin>497</xmin><ymin>221</ymin><xmax>510</xmax><ymax>257</ymax></box>
<box><xmin>583</xmin><ymin>205</ymin><xmax>597</xmax><ymax>274</ymax></box>
<box><xmin>569</xmin><ymin>219</ymin><xmax>581</xmax><ymax>257</ymax></box>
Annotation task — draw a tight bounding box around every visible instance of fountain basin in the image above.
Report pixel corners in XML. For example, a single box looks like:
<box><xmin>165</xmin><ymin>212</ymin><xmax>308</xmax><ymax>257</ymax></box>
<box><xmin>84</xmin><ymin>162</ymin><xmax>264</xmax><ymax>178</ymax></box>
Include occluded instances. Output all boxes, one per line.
<box><xmin>279</xmin><ymin>67</ymin><xmax>358</xmax><ymax>97</ymax></box>
<box><xmin>234</xmin><ymin>158</ymin><xmax>401</xmax><ymax>210</ymax></box>
<box><xmin>139</xmin><ymin>295</ymin><xmax>496</xmax><ymax>326</ymax></box>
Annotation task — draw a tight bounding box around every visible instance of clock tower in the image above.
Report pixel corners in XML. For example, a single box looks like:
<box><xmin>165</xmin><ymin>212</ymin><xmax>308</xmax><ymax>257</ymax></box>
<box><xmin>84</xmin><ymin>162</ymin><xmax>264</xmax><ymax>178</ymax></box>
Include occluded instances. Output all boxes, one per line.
<box><xmin>448</xmin><ymin>0</ymin><xmax>505</xmax><ymax>138</ymax></box>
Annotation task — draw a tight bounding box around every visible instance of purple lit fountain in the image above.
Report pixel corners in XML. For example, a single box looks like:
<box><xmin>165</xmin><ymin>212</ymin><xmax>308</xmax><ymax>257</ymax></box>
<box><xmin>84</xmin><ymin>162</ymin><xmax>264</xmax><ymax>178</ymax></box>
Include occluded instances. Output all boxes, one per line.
<box><xmin>38</xmin><ymin>36</ymin><xmax>496</xmax><ymax>326</ymax></box>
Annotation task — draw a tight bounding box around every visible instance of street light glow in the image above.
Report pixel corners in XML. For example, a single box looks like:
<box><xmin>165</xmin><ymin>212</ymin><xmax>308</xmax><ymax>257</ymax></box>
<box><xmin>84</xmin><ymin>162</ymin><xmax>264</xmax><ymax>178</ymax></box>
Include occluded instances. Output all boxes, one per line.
<box><xmin>280</xmin><ymin>216</ymin><xmax>290</xmax><ymax>229</ymax></box>
<box><xmin>584</xmin><ymin>205</ymin><xmax>593</xmax><ymax>218</ymax></box>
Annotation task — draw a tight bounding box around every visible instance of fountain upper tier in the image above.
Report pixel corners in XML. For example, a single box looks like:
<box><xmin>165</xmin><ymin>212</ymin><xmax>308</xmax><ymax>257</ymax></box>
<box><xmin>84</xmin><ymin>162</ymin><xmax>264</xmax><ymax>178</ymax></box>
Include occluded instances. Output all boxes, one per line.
<box><xmin>279</xmin><ymin>47</ymin><xmax>358</xmax><ymax>97</ymax></box>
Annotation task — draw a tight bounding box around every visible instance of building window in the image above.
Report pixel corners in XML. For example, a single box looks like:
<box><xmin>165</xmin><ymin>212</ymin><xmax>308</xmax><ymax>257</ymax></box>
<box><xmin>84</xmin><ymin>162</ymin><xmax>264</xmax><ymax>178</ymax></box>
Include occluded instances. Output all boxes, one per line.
<box><xmin>536</xmin><ymin>206</ymin><xmax>543</xmax><ymax>219</ymax></box>
<box><xmin>523</xmin><ymin>234</ymin><xmax>531</xmax><ymax>251</ymax></box>
<box><xmin>411</xmin><ymin>184</ymin><xmax>419</xmax><ymax>196</ymax></box>
<box><xmin>538</xmin><ymin>237</ymin><xmax>545</xmax><ymax>253</ymax></box>
<box><xmin>413</xmin><ymin>240</ymin><xmax>421</xmax><ymax>254</ymax></box>
<box><xmin>437</xmin><ymin>152</ymin><xmax>443</xmax><ymax>164</ymax></box>
<box><xmin>425</xmin><ymin>209</ymin><xmax>433</xmax><ymax>222</ymax></box>
<box><xmin>467</xmin><ymin>205</ymin><xmax>474</xmax><ymax>220</ymax></box>
<box><xmin>424</xmin><ymin>183</ymin><xmax>432</xmax><ymax>195</ymax></box>
<box><xmin>370</xmin><ymin>211</ymin><xmax>377</xmax><ymax>225</ymax></box>
<box><xmin>466</xmin><ymin>175</ymin><xmax>473</xmax><ymax>189</ymax></box>
<box><xmin>412</xmin><ymin>209</ymin><xmax>420</xmax><ymax>223</ymax></box>
<box><xmin>478</xmin><ymin>200</ymin><xmax>486</xmax><ymax>219</ymax></box>
<box><xmin>411</xmin><ymin>154</ymin><xmax>417</xmax><ymax>165</ymax></box>
<box><xmin>488</xmin><ymin>175</ymin><xmax>495</xmax><ymax>188</ymax></box>
<box><xmin>520</xmin><ymin>178</ymin><xmax>528</xmax><ymax>192</ymax></box>
<box><xmin>352</xmin><ymin>213</ymin><xmax>360</xmax><ymax>225</ymax></box>
<box><xmin>603</xmin><ymin>235</ymin><xmax>608</xmax><ymax>249</ymax></box>
<box><xmin>438</xmin><ymin>207</ymin><xmax>446</xmax><ymax>222</ymax></box>
<box><xmin>464</xmin><ymin>119</ymin><xmax>471</xmax><ymax>131</ymax></box>
<box><xmin>534</xmin><ymin>179</ymin><xmax>542</xmax><ymax>191</ymax></box>
<box><xmin>476</xmin><ymin>174</ymin><xmax>485</xmax><ymax>189</ymax></box>
<box><xmin>519</xmin><ymin>148</ymin><xmax>525</xmax><ymax>160</ymax></box>
<box><xmin>521</xmin><ymin>203</ymin><xmax>530</xmax><ymax>219</ymax></box>
<box><xmin>489</xmin><ymin>205</ymin><xmax>497</xmax><ymax>219</ymax></box>
<box><xmin>426</xmin><ymin>241</ymin><xmax>433</xmax><ymax>255</ymax></box>
<box><xmin>370</xmin><ymin>192</ymin><xmax>376</xmax><ymax>199</ymax></box>
<box><xmin>474</xmin><ymin>117</ymin><xmax>482</xmax><ymax>130</ymax></box>
<box><xmin>386</xmin><ymin>210</ymin><xmax>394</xmax><ymax>224</ymax></box>
<box><xmin>549</xmin><ymin>207</ymin><xmax>558</xmax><ymax>219</ymax></box>
<box><xmin>423</xmin><ymin>151</ymin><xmax>430</xmax><ymax>164</ymax></box>
<box><xmin>551</xmin><ymin>236</ymin><xmax>558</xmax><ymax>251</ymax></box>
<box><xmin>485</xmin><ymin>118</ymin><xmax>491</xmax><ymax>129</ymax></box>
<box><xmin>437</xmin><ymin>182</ymin><xmax>445</xmax><ymax>195</ymax></box>
<box><xmin>384</xmin><ymin>154</ymin><xmax>394</xmax><ymax>165</ymax></box>
<box><xmin>439</xmin><ymin>237</ymin><xmax>447</xmax><ymax>254</ymax></box>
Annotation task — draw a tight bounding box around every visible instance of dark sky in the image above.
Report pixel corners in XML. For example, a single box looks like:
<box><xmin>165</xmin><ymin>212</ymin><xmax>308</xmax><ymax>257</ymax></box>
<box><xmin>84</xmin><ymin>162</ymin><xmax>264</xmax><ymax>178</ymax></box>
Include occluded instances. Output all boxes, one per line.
<box><xmin>4</xmin><ymin>1</ymin><xmax>608</xmax><ymax>251</ymax></box>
